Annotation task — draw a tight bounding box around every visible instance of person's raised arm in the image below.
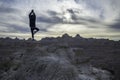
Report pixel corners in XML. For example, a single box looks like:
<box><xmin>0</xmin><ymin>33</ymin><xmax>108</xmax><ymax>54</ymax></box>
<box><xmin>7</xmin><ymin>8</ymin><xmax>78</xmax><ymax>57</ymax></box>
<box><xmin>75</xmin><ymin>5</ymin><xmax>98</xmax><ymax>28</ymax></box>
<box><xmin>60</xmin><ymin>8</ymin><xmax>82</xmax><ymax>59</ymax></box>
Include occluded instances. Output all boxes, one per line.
<box><xmin>33</xmin><ymin>12</ymin><xmax>36</xmax><ymax>16</ymax></box>
<box><xmin>29</xmin><ymin>11</ymin><xmax>32</xmax><ymax>17</ymax></box>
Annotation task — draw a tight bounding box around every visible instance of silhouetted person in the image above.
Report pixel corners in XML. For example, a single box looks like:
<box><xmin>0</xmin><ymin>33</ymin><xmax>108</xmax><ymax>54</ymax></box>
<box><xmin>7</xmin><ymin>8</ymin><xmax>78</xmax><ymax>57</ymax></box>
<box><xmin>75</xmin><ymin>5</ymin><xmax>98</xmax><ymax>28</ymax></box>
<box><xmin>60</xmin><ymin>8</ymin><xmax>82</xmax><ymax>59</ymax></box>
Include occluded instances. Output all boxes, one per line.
<box><xmin>29</xmin><ymin>10</ymin><xmax>39</xmax><ymax>40</ymax></box>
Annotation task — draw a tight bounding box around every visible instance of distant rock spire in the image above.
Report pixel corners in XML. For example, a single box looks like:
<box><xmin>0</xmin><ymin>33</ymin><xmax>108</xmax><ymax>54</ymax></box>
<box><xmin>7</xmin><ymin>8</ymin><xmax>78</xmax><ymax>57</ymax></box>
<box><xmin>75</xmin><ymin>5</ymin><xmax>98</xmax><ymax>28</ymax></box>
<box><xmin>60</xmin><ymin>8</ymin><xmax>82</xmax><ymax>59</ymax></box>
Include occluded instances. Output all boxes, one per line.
<box><xmin>75</xmin><ymin>34</ymin><xmax>82</xmax><ymax>39</ymax></box>
<box><xmin>62</xmin><ymin>33</ymin><xmax>71</xmax><ymax>38</ymax></box>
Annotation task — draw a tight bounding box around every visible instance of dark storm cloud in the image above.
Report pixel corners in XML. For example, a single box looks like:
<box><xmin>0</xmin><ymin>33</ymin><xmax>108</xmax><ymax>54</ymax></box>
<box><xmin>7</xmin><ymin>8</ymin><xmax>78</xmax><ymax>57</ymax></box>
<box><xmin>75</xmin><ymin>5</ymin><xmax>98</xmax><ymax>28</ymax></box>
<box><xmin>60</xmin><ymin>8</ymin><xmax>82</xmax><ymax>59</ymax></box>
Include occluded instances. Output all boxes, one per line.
<box><xmin>47</xmin><ymin>10</ymin><xmax>58</xmax><ymax>16</ymax></box>
<box><xmin>0</xmin><ymin>0</ymin><xmax>20</xmax><ymax>14</ymax></box>
<box><xmin>78</xmin><ymin>17</ymin><xmax>100</xmax><ymax>23</ymax></box>
<box><xmin>67</xmin><ymin>9</ymin><xmax>75</xmax><ymax>14</ymax></box>
<box><xmin>10</xmin><ymin>24</ymin><xmax>29</xmax><ymax>33</ymax></box>
<box><xmin>109</xmin><ymin>22</ymin><xmax>120</xmax><ymax>29</ymax></box>
<box><xmin>37</xmin><ymin>16</ymin><xmax>63</xmax><ymax>24</ymax></box>
<box><xmin>37</xmin><ymin>9</ymin><xmax>100</xmax><ymax>27</ymax></box>
<box><xmin>37</xmin><ymin>13</ymin><xmax>85</xmax><ymax>25</ymax></box>
<box><xmin>67</xmin><ymin>9</ymin><xmax>80</xmax><ymax>14</ymax></box>
<box><xmin>108</xmin><ymin>17</ymin><xmax>120</xmax><ymax>30</ymax></box>
<box><xmin>39</xmin><ymin>28</ymin><xmax>47</xmax><ymax>32</ymax></box>
<box><xmin>67</xmin><ymin>9</ymin><xmax>102</xmax><ymax>25</ymax></box>
<box><xmin>2</xmin><ymin>23</ymin><xmax>29</xmax><ymax>33</ymax></box>
<box><xmin>0</xmin><ymin>0</ymin><xmax>17</xmax><ymax>7</ymax></box>
<box><xmin>37</xmin><ymin>10</ymin><xmax>63</xmax><ymax>24</ymax></box>
<box><xmin>74</xmin><ymin>0</ymin><xmax>81</xmax><ymax>4</ymax></box>
<box><xmin>67</xmin><ymin>7</ymin><xmax>104</xmax><ymax>23</ymax></box>
<box><xmin>0</xmin><ymin>6</ymin><xmax>19</xmax><ymax>14</ymax></box>
<box><xmin>0</xmin><ymin>0</ymin><xmax>15</xmax><ymax>2</ymax></box>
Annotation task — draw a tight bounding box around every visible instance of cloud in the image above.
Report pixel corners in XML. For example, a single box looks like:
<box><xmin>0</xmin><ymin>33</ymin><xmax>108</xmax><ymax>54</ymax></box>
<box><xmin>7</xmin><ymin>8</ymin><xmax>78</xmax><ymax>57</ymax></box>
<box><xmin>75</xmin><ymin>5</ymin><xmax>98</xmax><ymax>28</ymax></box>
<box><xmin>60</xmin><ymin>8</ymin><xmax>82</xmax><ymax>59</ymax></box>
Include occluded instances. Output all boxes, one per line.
<box><xmin>106</xmin><ymin>16</ymin><xmax>120</xmax><ymax>30</ymax></box>
<box><xmin>0</xmin><ymin>22</ymin><xmax>29</xmax><ymax>33</ymax></box>
<box><xmin>0</xmin><ymin>0</ymin><xmax>18</xmax><ymax>14</ymax></box>
<box><xmin>36</xmin><ymin>7</ymin><xmax>120</xmax><ymax>33</ymax></box>
<box><xmin>0</xmin><ymin>0</ymin><xmax>15</xmax><ymax>5</ymax></box>
<box><xmin>0</xmin><ymin>6</ymin><xmax>19</xmax><ymax>14</ymax></box>
<box><xmin>37</xmin><ymin>10</ymin><xmax>87</xmax><ymax>25</ymax></box>
<box><xmin>37</xmin><ymin>15</ymin><xmax>63</xmax><ymax>24</ymax></box>
<box><xmin>47</xmin><ymin>10</ymin><xmax>58</xmax><ymax>16</ymax></box>
<box><xmin>8</xmin><ymin>24</ymin><xmax>29</xmax><ymax>33</ymax></box>
<box><xmin>109</xmin><ymin>22</ymin><xmax>120</xmax><ymax>29</ymax></box>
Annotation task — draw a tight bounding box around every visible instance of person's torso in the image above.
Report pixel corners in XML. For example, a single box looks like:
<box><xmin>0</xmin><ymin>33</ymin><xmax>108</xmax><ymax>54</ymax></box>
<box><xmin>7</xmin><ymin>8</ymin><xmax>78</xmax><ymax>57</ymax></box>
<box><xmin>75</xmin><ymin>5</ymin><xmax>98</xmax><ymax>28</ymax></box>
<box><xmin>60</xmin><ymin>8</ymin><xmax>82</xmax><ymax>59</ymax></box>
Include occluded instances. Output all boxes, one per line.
<box><xmin>30</xmin><ymin>15</ymin><xmax>36</xmax><ymax>22</ymax></box>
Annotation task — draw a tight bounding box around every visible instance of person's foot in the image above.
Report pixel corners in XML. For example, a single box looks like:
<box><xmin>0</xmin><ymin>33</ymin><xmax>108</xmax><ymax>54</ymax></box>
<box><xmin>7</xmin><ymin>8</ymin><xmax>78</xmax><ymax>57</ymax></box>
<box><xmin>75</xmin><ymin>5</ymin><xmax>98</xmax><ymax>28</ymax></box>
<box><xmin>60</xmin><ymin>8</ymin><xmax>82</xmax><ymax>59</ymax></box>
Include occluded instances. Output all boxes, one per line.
<box><xmin>31</xmin><ymin>38</ymin><xmax>35</xmax><ymax>41</ymax></box>
<box><xmin>32</xmin><ymin>38</ymin><xmax>35</xmax><ymax>41</ymax></box>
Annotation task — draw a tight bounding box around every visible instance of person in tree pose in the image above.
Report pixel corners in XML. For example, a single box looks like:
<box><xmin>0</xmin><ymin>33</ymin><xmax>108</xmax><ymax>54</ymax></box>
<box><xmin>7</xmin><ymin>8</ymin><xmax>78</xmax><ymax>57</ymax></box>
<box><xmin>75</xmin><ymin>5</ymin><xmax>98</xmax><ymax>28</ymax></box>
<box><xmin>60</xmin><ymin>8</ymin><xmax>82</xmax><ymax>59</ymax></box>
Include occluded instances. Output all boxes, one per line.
<box><xmin>29</xmin><ymin>9</ymin><xmax>39</xmax><ymax>40</ymax></box>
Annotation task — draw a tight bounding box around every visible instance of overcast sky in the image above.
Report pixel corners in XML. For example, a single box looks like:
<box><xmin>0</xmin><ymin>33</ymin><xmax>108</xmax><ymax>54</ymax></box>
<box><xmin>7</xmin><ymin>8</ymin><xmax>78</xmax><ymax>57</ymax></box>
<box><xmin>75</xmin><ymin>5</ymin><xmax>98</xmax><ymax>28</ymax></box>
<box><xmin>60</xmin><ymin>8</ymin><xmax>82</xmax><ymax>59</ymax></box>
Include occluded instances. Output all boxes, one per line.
<box><xmin>0</xmin><ymin>0</ymin><xmax>120</xmax><ymax>40</ymax></box>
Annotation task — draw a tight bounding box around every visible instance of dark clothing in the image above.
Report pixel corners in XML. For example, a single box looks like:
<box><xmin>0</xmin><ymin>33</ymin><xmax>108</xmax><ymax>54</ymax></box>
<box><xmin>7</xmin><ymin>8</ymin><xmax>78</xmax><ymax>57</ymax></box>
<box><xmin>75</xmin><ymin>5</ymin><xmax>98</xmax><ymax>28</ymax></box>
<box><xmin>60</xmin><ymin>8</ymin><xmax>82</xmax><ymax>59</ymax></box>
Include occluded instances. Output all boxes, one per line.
<box><xmin>29</xmin><ymin>11</ymin><xmax>39</xmax><ymax>39</ymax></box>
<box><xmin>29</xmin><ymin>13</ymin><xmax>36</xmax><ymax>28</ymax></box>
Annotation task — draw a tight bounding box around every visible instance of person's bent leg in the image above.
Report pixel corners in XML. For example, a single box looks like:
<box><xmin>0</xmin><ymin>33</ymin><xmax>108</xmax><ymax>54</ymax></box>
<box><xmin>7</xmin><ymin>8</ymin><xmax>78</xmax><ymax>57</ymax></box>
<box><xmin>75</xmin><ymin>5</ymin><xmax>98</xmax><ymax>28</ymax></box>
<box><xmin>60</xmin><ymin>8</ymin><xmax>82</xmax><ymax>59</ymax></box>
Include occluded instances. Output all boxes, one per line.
<box><xmin>33</xmin><ymin>27</ymin><xmax>39</xmax><ymax>34</ymax></box>
<box><xmin>35</xmin><ymin>27</ymin><xmax>39</xmax><ymax>32</ymax></box>
<box><xmin>36</xmin><ymin>27</ymin><xmax>39</xmax><ymax>31</ymax></box>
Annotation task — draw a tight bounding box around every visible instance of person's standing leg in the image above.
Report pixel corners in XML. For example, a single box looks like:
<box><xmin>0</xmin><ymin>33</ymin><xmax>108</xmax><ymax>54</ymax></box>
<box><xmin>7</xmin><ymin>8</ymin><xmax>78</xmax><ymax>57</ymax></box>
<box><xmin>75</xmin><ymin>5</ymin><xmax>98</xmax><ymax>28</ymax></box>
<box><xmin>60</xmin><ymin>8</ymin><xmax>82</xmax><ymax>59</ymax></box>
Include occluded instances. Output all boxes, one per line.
<box><xmin>31</xmin><ymin>28</ymin><xmax>34</xmax><ymax>40</ymax></box>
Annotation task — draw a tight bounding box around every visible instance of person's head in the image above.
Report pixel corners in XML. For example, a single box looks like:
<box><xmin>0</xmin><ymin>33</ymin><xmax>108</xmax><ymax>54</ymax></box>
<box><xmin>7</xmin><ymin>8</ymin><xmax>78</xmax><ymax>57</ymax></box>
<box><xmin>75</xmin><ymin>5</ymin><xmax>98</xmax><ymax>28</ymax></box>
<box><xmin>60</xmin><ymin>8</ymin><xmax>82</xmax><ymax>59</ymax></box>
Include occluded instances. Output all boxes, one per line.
<box><xmin>31</xmin><ymin>9</ymin><xmax>34</xmax><ymax>12</ymax></box>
